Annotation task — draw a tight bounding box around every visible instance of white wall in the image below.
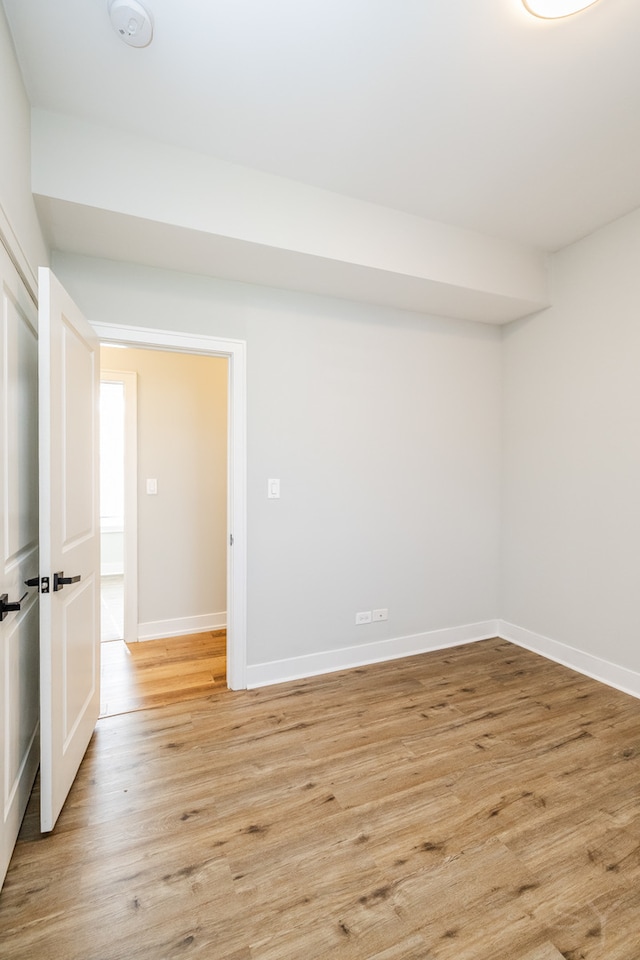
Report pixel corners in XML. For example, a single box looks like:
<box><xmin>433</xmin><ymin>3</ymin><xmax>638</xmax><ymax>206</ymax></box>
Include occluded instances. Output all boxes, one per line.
<box><xmin>502</xmin><ymin>205</ymin><xmax>640</xmax><ymax>682</ymax></box>
<box><xmin>55</xmin><ymin>252</ymin><xmax>502</xmax><ymax>671</ymax></box>
<box><xmin>101</xmin><ymin>346</ymin><xmax>228</xmax><ymax>638</ymax></box>
<box><xmin>0</xmin><ymin>6</ymin><xmax>48</xmax><ymax>275</ymax></box>
<box><xmin>33</xmin><ymin>110</ymin><xmax>548</xmax><ymax>324</ymax></box>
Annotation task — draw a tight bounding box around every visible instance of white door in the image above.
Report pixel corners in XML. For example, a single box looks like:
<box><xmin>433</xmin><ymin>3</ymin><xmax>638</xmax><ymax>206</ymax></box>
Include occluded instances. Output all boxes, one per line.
<box><xmin>0</xmin><ymin>243</ymin><xmax>40</xmax><ymax>886</ymax></box>
<box><xmin>38</xmin><ymin>267</ymin><xmax>100</xmax><ymax>833</ymax></box>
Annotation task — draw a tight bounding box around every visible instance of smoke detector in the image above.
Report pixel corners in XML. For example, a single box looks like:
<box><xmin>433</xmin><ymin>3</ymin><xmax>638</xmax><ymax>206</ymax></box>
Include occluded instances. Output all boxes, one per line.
<box><xmin>108</xmin><ymin>0</ymin><xmax>153</xmax><ymax>47</ymax></box>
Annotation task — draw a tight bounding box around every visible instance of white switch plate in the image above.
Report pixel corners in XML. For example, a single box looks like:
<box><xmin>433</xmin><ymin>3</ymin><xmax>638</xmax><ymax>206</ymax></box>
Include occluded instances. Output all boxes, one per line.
<box><xmin>356</xmin><ymin>611</ymin><xmax>372</xmax><ymax>625</ymax></box>
<box><xmin>268</xmin><ymin>478</ymin><xmax>280</xmax><ymax>499</ymax></box>
<box><xmin>146</xmin><ymin>478</ymin><xmax>158</xmax><ymax>495</ymax></box>
<box><xmin>373</xmin><ymin>608</ymin><xmax>388</xmax><ymax>622</ymax></box>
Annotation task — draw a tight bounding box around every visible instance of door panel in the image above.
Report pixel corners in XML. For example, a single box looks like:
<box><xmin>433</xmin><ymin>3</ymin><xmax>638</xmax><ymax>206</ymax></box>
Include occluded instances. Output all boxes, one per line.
<box><xmin>5</xmin><ymin>603</ymin><xmax>39</xmax><ymax>788</ymax></box>
<box><xmin>63</xmin><ymin>323</ymin><xmax>95</xmax><ymax>540</ymax></box>
<box><xmin>0</xmin><ymin>243</ymin><xmax>39</xmax><ymax>887</ymax></box>
<box><xmin>39</xmin><ymin>267</ymin><xmax>100</xmax><ymax>834</ymax></box>
<box><xmin>62</xmin><ymin>578</ymin><xmax>97</xmax><ymax>741</ymax></box>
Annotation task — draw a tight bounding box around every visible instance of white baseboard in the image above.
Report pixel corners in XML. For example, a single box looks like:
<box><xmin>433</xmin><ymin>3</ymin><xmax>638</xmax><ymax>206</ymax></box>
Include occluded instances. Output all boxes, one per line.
<box><xmin>137</xmin><ymin>611</ymin><xmax>226</xmax><ymax>641</ymax></box>
<box><xmin>246</xmin><ymin>618</ymin><xmax>640</xmax><ymax>699</ymax></box>
<box><xmin>499</xmin><ymin>620</ymin><xmax>640</xmax><ymax>700</ymax></box>
<box><xmin>246</xmin><ymin>620</ymin><xmax>499</xmax><ymax>688</ymax></box>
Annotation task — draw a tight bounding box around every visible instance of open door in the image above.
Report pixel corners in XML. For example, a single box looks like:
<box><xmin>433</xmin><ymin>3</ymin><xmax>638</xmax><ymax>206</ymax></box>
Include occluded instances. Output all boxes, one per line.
<box><xmin>38</xmin><ymin>267</ymin><xmax>100</xmax><ymax>833</ymax></box>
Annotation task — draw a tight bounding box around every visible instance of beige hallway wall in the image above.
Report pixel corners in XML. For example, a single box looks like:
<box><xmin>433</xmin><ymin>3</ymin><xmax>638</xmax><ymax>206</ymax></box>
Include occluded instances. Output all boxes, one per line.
<box><xmin>101</xmin><ymin>346</ymin><xmax>227</xmax><ymax>638</ymax></box>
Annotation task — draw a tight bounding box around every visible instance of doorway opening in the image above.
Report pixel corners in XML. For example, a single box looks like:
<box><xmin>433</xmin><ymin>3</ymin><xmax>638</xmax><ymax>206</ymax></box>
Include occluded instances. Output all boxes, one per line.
<box><xmin>94</xmin><ymin>324</ymin><xmax>247</xmax><ymax>692</ymax></box>
<box><xmin>98</xmin><ymin>330</ymin><xmax>244</xmax><ymax>714</ymax></box>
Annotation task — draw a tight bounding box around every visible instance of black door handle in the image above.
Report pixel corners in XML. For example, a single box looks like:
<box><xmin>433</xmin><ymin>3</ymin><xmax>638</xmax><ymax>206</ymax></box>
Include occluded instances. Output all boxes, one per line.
<box><xmin>53</xmin><ymin>571</ymin><xmax>82</xmax><ymax>592</ymax></box>
<box><xmin>0</xmin><ymin>591</ymin><xmax>28</xmax><ymax>621</ymax></box>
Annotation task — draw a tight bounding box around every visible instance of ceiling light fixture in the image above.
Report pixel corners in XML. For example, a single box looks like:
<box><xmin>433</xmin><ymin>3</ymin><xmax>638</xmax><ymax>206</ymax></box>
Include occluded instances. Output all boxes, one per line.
<box><xmin>522</xmin><ymin>0</ymin><xmax>600</xmax><ymax>17</ymax></box>
<box><xmin>108</xmin><ymin>0</ymin><xmax>154</xmax><ymax>47</ymax></box>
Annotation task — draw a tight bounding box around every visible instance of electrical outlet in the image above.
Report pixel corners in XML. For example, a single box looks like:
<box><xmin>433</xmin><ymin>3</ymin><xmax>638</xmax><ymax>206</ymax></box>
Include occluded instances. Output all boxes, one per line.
<box><xmin>356</xmin><ymin>611</ymin><xmax>372</xmax><ymax>625</ymax></box>
<box><xmin>373</xmin><ymin>608</ymin><xmax>388</xmax><ymax>622</ymax></box>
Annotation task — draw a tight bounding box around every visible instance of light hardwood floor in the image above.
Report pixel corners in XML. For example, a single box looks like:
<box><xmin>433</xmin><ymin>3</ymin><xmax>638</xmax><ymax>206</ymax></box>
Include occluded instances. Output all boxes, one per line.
<box><xmin>100</xmin><ymin>630</ymin><xmax>227</xmax><ymax>717</ymax></box>
<box><xmin>2</xmin><ymin>637</ymin><xmax>640</xmax><ymax>959</ymax></box>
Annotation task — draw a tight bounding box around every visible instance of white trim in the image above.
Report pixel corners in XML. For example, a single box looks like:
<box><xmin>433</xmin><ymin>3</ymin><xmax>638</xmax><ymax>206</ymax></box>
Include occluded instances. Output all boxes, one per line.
<box><xmin>92</xmin><ymin>322</ymin><xmax>247</xmax><ymax>688</ymax></box>
<box><xmin>100</xmin><ymin>369</ymin><xmax>138</xmax><ymax>644</ymax></box>
<box><xmin>0</xmin><ymin>201</ymin><xmax>38</xmax><ymax>306</ymax></box>
<box><xmin>100</xmin><ymin>562</ymin><xmax>123</xmax><ymax>576</ymax></box>
<box><xmin>499</xmin><ymin>620</ymin><xmax>640</xmax><ymax>700</ymax></box>
<box><xmin>138</xmin><ymin>611</ymin><xmax>226</xmax><ymax>641</ymax></box>
<box><xmin>246</xmin><ymin>620</ymin><xmax>499</xmax><ymax>688</ymax></box>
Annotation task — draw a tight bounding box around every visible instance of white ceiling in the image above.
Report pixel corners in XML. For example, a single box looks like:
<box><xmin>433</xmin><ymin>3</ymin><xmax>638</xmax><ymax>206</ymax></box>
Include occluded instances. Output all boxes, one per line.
<box><xmin>3</xmin><ymin>0</ymin><xmax>640</xmax><ymax>312</ymax></box>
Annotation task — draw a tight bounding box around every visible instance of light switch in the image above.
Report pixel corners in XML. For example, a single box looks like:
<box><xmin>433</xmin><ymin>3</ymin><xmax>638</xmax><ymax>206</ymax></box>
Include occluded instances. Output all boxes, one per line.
<box><xmin>268</xmin><ymin>478</ymin><xmax>280</xmax><ymax>499</ymax></box>
<box><xmin>146</xmin><ymin>478</ymin><xmax>158</xmax><ymax>495</ymax></box>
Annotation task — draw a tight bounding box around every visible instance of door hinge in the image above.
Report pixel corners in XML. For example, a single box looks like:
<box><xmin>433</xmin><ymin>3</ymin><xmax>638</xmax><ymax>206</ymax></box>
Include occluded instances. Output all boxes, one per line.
<box><xmin>230</xmin><ymin>533</ymin><xmax>234</xmax><ymax>546</ymax></box>
<box><xmin>24</xmin><ymin>576</ymin><xmax>50</xmax><ymax>594</ymax></box>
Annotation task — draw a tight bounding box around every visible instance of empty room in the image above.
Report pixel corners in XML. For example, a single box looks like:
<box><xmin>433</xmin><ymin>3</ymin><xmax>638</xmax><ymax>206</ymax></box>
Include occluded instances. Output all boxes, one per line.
<box><xmin>1</xmin><ymin>1</ymin><xmax>640</xmax><ymax>958</ymax></box>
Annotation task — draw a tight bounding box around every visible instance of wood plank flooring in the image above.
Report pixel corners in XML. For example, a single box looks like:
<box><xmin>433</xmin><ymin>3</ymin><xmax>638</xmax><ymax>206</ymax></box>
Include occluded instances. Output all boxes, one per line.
<box><xmin>100</xmin><ymin>630</ymin><xmax>227</xmax><ymax>716</ymax></box>
<box><xmin>2</xmin><ymin>637</ymin><xmax>640</xmax><ymax>959</ymax></box>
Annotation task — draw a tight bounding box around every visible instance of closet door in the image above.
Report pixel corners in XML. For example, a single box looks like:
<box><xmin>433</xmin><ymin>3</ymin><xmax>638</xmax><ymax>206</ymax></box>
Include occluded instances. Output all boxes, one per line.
<box><xmin>0</xmin><ymin>242</ymin><xmax>39</xmax><ymax>886</ymax></box>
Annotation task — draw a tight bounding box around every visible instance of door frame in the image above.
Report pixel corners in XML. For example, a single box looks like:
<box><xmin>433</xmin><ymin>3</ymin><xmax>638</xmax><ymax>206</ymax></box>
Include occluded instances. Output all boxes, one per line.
<box><xmin>100</xmin><ymin>369</ymin><xmax>138</xmax><ymax>644</ymax></box>
<box><xmin>93</xmin><ymin>323</ymin><xmax>247</xmax><ymax>690</ymax></box>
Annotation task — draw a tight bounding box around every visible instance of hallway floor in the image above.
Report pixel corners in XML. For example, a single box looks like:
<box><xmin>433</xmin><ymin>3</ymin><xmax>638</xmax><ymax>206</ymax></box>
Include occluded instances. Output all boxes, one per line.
<box><xmin>100</xmin><ymin>630</ymin><xmax>227</xmax><ymax>717</ymax></box>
